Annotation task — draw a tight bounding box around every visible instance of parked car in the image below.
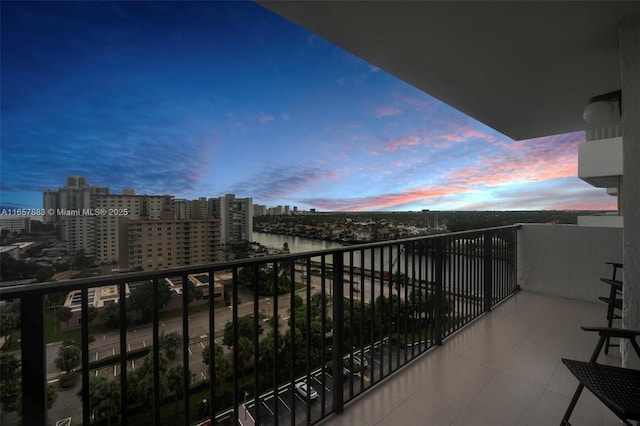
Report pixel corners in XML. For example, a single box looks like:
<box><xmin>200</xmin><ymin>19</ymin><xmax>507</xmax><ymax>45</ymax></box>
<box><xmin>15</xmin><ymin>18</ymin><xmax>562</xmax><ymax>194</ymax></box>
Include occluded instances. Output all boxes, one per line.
<box><xmin>295</xmin><ymin>381</ymin><xmax>318</xmax><ymax>400</ymax></box>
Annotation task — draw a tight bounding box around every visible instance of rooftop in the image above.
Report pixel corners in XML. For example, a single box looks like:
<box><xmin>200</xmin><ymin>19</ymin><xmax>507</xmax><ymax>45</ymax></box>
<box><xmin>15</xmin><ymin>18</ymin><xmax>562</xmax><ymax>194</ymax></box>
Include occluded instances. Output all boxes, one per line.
<box><xmin>321</xmin><ymin>291</ymin><xmax>622</xmax><ymax>426</ymax></box>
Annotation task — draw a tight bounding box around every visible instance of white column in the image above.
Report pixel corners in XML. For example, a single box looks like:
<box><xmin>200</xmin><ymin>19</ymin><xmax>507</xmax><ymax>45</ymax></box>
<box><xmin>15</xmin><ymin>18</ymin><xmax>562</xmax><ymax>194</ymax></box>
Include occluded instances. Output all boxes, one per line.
<box><xmin>620</xmin><ymin>14</ymin><xmax>640</xmax><ymax>369</ymax></box>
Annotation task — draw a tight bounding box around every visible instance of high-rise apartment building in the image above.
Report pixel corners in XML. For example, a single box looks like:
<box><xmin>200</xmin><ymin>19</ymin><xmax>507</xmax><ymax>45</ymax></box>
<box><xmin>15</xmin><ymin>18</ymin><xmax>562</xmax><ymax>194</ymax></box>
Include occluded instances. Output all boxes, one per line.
<box><xmin>42</xmin><ymin>176</ymin><xmax>109</xmax><ymax>255</ymax></box>
<box><xmin>93</xmin><ymin>192</ymin><xmax>174</xmax><ymax>263</ymax></box>
<box><xmin>42</xmin><ymin>177</ymin><xmax>174</xmax><ymax>260</ymax></box>
<box><xmin>217</xmin><ymin>194</ymin><xmax>253</xmax><ymax>247</ymax></box>
<box><xmin>121</xmin><ymin>217</ymin><xmax>220</xmax><ymax>271</ymax></box>
<box><xmin>174</xmin><ymin>197</ymin><xmax>213</xmax><ymax>220</ymax></box>
<box><xmin>0</xmin><ymin>217</ymin><xmax>31</xmax><ymax>234</ymax></box>
<box><xmin>253</xmin><ymin>204</ymin><xmax>268</xmax><ymax>216</ymax></box>
<box><xmin>43</xmin><ymin>178</ymin><xmax>256</xmax><ymax>266</ymax></box>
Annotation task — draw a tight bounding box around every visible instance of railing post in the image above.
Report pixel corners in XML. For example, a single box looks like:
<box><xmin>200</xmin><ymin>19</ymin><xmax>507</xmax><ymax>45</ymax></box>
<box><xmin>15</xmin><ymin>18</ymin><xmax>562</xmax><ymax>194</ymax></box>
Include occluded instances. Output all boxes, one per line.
<box><xmin>20</xmin><ymin>294</ymin><xmax>47</xmax><ymax>425</ymax></box>
<box><xmin>332</xmin><ymin>251</ymin><xmax>344</xmax><ymax>414</ymax></box>
<box><xmin>433</xmin><ymin>238</ymin><xmax>444</xmax><ymax>346</ymax></box>
<box><xmin>484</xmin><ymin>231</ymin><xmax>494</xmax><ymax>312</ymax></box>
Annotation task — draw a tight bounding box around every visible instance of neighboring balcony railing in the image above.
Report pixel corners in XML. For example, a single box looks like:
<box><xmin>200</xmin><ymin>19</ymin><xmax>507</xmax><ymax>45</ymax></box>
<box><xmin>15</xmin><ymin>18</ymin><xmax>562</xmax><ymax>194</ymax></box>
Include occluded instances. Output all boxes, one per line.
<box><xmin>0</xmin><ymin>226</ymin><xmax>518</xmax><ymax>425</ymax></box>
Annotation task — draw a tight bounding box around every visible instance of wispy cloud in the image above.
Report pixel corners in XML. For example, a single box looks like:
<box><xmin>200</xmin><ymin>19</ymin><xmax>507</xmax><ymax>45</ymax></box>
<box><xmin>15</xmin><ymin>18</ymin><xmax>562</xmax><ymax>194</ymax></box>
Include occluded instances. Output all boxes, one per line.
<box><xmin>229</xmin><ymin>165</ymin><xmax>338</xmax><ymax>201</ymax></box>
<box><xmin>258</xmin><ymin>113</ymin><xmax>275</xmax><ymax>124</ymax></box>
<box><xmin>373</xmin><ymin>106</ymin><xmax>402</xmax><ymax>118</ymax></box>
<box><xmin>1</xmin><ymin>83</ymin><xmax>216</xmax><ymax>196</ymax></box>
<box><xmin>384</xmin><ymin>135</ymin><xmax>423</xmax><ymax>152</ymax></box>
<box><xmin>461</xmin><ymin>177</ymin><xmax>616</xmax><ymax>210</ymax></box>
<box><xmin>303</xmin><ymin>186</ymin><xmax>468</xmax><ymax>211</ymax></box>
<box><xmin>446</xmin><ymin>132</ymin><xmax>583</xmax><ymax>188</ymax></box>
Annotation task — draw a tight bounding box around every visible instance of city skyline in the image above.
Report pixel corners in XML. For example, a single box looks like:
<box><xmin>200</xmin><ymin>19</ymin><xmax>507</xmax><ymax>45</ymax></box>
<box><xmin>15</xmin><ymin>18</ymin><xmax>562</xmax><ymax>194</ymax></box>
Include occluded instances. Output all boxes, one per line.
<box><xmin>1</xmin><ymin>1</ymin><xmax>617</xmax><ymax>213</ymax></box>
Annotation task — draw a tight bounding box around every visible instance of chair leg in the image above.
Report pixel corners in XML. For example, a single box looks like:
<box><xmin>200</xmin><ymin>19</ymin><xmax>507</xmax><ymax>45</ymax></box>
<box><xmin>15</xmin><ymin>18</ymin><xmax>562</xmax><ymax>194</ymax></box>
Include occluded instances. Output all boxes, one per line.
<box><xmin>604</xmin><ymin>315</ymin><xmax>613</xmax><ymax>354</ymax></box>
<box><xmin>560</xmin><ymin>383</ymin><xmax>585</xmax><ymax>426</ymax></box>
<box><xmin>604</xmin><ymin>287</ymin><xmax>617</xmax><ymax>355</ymax></box>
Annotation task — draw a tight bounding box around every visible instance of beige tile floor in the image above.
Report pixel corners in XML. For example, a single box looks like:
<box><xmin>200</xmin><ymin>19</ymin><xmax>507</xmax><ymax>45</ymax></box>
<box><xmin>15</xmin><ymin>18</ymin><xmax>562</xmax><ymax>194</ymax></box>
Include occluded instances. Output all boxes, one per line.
<box><xmin>320</xmin><ymin>291</ymin><xmax>625</xmax><ymax>426</ymax></box>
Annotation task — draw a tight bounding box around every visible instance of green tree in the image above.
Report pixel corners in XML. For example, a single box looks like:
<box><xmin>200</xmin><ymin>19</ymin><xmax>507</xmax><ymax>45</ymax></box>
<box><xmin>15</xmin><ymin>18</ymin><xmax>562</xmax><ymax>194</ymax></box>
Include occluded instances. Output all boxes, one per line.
<box><xmin>127</xmin><ymin>281</ymin><xmax>172</xmax><ymax>324</ymax></box>
<box><xmin>55</xmin><ymin>340</ymin><xmax>81</xmax><ymax>375</ymax></box>
<box><xmin>0</xmin><ymin>313</ymin><xmax>17</xmax><ymax>348</ymax></box>
<box><xmin>82</xmin><ymin>375</ymin><xmax>120</xmax><ymax>426</ymax></box>
<box><xmin>100</xmin><ymin>302</ymin><xmax>120</xmax><ymax>328</ymax></box>
<box><xmin>159</xmin><ymin>331</ymin><xmax>182</xmax><ymax>360</ymax></box>
<box><xmin>166</xmin><ymin>365</ymin><xmax>185</xmax><ymax>410</ymax></box>
<box><xmin>186</xmin><ymin>281</ymin><xmax>203</xmax><ymax>305</ymax></box>
<box><xmin>257</xmin><ymin>332</ymin><xmax>280</xmax><ymax>387</ymax></box>
<box><xmin>127</xmin><ymin>353</ymin><xmax>169</xmax><ymax>417</ymax></box>
<box><xmin>86</xmin><ymin>306</ymin><xmax>99</xmax><ymax>325</ymax></box>
<box><xmin>222</xmin><ymin>315</ymin><xmax>256</xmax><ymax>347</ymax></box>
<box><xmin>0</xmin><ymin>354</ymin><xmax>56</xmax><ymax>416</ymax></box>
<box><xmin>0</xmin><ymin>253</ymin><xmax>53</xmax><ymax>282</ymax></box>
<box><xmin>0</xmin><ymin>352</ymin><xmax>21</xmax><ymax>413</ymax></box>
<box><xmin>236</xmin><ymin>336</ymin><xmax>253</xmax><ymax>386</ymax></box>
<box><xmin>47</xmin><ymin>384</ymin><xmax>58</xmax><ymax>409</ymax></box>
<box><xmin>202</xmin><ymin>343</ymin><xmax>232</xmax><ymax>390</ymax></box>
<box><xmin>56</xmin><ymin>306</ymin><xmax>73</xmax><ymax>329</ymax></box>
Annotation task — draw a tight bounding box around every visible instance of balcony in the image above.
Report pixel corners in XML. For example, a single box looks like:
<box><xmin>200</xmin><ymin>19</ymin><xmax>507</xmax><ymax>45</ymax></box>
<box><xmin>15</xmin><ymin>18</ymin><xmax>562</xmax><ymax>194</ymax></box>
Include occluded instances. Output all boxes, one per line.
<box><xmin>319</xmin><ymin>291</ymin><xmax>622</xmax><ymax>426</ymax></box>
<box><xmin>0</xmin><ymin>224</ymin><xmax>625</xmax><ymax>426</ymax></box>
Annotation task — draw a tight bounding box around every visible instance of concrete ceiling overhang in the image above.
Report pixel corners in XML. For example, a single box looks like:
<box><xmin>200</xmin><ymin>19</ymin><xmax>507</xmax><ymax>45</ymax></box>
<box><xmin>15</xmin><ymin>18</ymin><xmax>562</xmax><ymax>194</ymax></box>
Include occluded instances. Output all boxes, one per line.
<box><xmin>257</xmin><ymin>1</ymin><xmax>640</xmax><ymax>140</ymax></box>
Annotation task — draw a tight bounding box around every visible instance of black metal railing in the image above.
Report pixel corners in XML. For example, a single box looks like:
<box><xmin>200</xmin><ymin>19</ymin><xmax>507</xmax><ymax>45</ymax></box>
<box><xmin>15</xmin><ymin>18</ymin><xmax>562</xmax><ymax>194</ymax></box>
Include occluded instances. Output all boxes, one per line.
<box><xmin>0</xmin><ymin>226</ymin><xmax>518</xmax><ymax>425</ymax></box>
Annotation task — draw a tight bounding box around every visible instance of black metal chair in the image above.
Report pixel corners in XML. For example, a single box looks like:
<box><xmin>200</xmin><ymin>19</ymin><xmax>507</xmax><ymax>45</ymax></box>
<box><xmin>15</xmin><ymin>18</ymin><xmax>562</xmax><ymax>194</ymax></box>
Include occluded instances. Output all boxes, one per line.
<box><xmin>599</xmin><ymin>278</ymin><xmax>623</xmax><ymax>353</ymax></box>
<box><xmin>560</xmin><ymin>326</ymin><xmax>640</xmax><ymax>426</ymax></box>
<box><xmin>599</xmin><ymin>262</ymin><xmax>623</xmax><ymax>354</ymax></box>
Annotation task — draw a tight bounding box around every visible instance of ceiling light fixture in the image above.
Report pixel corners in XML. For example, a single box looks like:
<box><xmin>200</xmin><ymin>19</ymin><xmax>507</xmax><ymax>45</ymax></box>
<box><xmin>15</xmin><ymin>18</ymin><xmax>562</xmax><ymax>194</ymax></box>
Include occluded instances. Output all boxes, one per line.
<box><xmin>583</xmin><ymin>90</ymin><xmax>622</xmax><ymax>126</ymax></box>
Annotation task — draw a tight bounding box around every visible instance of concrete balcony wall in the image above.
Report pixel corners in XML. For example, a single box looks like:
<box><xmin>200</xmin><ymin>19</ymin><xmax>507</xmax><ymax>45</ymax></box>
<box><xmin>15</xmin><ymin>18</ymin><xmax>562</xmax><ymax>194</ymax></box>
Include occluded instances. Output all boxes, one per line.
<box><xmin>578</xmin><ymin>136</ymin><xmax>623</xmax><ymax>188</ymax></box>
<box><xmin>517</xmin><ymin>223</ymin><xmax>622</xmax><ymax>302</ymax></box>
<box><xmin>577</xmin><ymin>214</ymin><xmax>623</xmax><ymax>228</ymax></box>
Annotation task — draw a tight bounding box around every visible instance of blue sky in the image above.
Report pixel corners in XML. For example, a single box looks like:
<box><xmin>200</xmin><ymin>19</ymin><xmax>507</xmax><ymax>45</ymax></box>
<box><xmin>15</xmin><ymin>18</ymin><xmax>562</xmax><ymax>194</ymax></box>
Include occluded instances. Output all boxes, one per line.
<box><xmin>0</xmin><ymin>1</ymin><xmax>616</xmax><ymax>212</ymax></box>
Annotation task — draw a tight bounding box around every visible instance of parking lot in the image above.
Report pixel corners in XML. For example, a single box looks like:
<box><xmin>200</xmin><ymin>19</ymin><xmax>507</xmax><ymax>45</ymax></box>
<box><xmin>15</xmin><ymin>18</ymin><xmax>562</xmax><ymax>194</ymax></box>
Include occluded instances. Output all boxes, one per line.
<box><xmin>244</xmin><ymin>338</ymin><xmax>416</xmax><ymax>425</ymax></box>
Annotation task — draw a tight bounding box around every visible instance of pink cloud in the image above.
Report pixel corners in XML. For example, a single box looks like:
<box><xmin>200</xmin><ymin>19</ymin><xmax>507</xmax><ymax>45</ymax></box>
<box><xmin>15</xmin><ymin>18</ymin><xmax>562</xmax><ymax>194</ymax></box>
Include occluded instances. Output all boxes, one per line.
<box><xmin>437</xmin><ymin>122</ymin><xmax>498</xmax><ymax>144</ymax></box>
<box><xmin>310</xmin><ymin>186</ymin><xmax>469</xmax><ymax>211</ymax></box>
<box><xmin>445</xmin><ymin>132</ymin><xmax>584</xmax><ymax>188</ymax></box>
<box><xmin>384</xmin><ymin>135</ymin><xmax>423</xmax><ymax>152</ymax></box>
<box><xmin>373</xmin><ymin>106</ymin><xmax>402</xmax><ymax>118</ymax></box>
<box><xmin>390</xmin><ymin>91</ymin><xmax>437</xmax><ymax>112</ymax></box>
